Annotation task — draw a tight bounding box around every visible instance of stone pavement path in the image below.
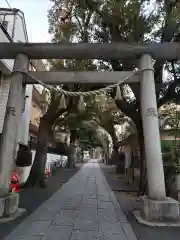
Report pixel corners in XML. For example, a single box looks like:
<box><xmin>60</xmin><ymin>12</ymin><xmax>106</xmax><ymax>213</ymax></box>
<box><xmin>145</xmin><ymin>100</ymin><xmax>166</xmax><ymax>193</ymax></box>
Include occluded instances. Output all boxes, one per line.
<box><xmin>5</xmin><ymin>160</ymin><xmax>137</xmax><ymax>240</ymax></box>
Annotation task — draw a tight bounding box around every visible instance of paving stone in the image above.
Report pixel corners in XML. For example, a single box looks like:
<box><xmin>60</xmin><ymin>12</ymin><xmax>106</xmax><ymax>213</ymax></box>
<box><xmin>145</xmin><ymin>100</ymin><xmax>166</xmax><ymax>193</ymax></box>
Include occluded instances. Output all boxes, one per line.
<box><xmin>63</xmin><ymin>196</ymin><xmax>82</xmax><ymax>203</ymax></box>
<box><xmin>60</xmin><ymin>198</ymin><xmax>82</xmax><ymax>210</ymax></box>
<box><xmin>83</xmin><ymin>194</ymin><xmax>97</xmax><ymax>199</ymax></box>
<box><xmin>84</xmin><ymin>191</ymin><xmax>97</xmax><ymax>197</ymax></box>
<box><xmin>24</xmin><ymin>237</ymin><xmax>43</xmax><ymax>240</ymax></box>
<box><xmin>98</xmin><ymin>209</ymin><xmax>118</xmax><ymax>223</ymax></box>
<box><xmin>20</xmin><ymin>237</ymin><xmax>43</xmax><ymax>240</ymax></box>
<box><xmin>99</xmin><ymin>232</ymin><xmax>127</xmax><ymax>240</ymax></box>
<box><xmin>98</xmin><ymin>201</ymin><xmax>114</xmax><ymax>209</ymax></box>
<box><xmin>97</xmin><ymin>199</ymin><xmax>112</xmax><ymax>207</ymax></box>
<box><xmin>99</xmin><ymin>222</ymin><xmax>127</xmax><ymax>240</ymax></box>
<box><xmin>40</xmin><ymin>203</ymin><xmax>63</xmax><ymax>212</ymax></box>
<box><xmin>86</xmin><ymin>178</ymin><xmax>96</xmax><ymax>184</ymax></box>
<box><xmin>84</xmin><ymin>186</ymin><xmax>97</xmax><ymax>191</ymax></box>
<box><xmin>74</xmin><ymin>215</ymin><xmax>99</xmax><ymax>230</ymax></box>
<box><xmin>82</xmin><ymin>195</ymin><xmax>97</xmax><ymax>200</ymax></box>
<box><xmin>81</xmin><ymin>198</ymin><xmax>98</xmax><ymax>207</ymax></box>
<box><xmin>70</xmin><ymin>230</ymin><xmax>99</xmax><ymax>240</ymax></box>
<box><xmin>26</xmin><ymin>221</ymin><xmax>52</xmax><ymax>236</ymax></box>
<box><xmin>5</xmin><ymin>235</ymin><xmax>44</xmax><ymax>240</ymax></box>
<box><xmin>52</xmin><ymin>210</ymin><xmax>79</xmax><ymax>226</ymax></box>
<box><xmin>86</xmin><ymin>184</ymin><xmax>96</xmax><ymax>188</ymax></box>
<box><xmin>98</xmin><ymin>195</ymin><xmax>111</xmax><ymax>202</ymax></box>
<box><xmin>6</xmin><ymin>221</ymin><xmax>51</xmax><ymax>240</ymax></box>
<box><xmin>30</xmin><ymin>210</ymin><xmax>56</xmax><ymax>221</ymax></box>
<box><xmin>43</xmin><ymin>225</ymin><xmax>73</xmax><ymax>240</ymax></box>
<box><xmin>78</xmin><ymin>206</ymin><xmax>98</xmax><ymax>216</ymax></box>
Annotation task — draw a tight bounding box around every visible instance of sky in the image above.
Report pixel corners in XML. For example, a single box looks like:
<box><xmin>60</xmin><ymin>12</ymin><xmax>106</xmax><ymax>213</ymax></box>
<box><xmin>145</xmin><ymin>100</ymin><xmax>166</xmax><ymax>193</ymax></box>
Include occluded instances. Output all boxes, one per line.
<box><xmin>1</xmin><ymin>0</ymin><xmax>53</xmax><ymax>42</ymax></box>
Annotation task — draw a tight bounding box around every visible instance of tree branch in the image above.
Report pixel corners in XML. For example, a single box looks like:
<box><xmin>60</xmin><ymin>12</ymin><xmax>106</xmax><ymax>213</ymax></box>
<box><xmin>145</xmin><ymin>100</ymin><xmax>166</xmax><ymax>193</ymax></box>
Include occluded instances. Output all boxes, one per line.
<box><xmin>59</xmin><ymin>0</ymin><xmax>74</xmax><ymax>22</ymax></box>
<box><xmin>158</xmin><ymin>81</ymin><xmax>176</xmax><ymax>108</ymax></box>
<box><xmin>154</xmin><ymin>0</ymin><xmax>179</xmax><ymax>79</ymax></box>
<box><xmin>171</xmin><ymin>60</ymin><xmax>178</xmax><ymax>81</ymax></box>
<box><xmin>73</xmin><ymin>14</ymin><xmax>84</xmax><ymax>35</ymax></box>
<box><xmin>115</xmin><ymin>99</ymin><xmax>139</xmax><ymax>123</ymax></box>
<box><xmin>84</xmin><ymin>0</ymin><xmax>115</xmax><ymax>28</ymax></box>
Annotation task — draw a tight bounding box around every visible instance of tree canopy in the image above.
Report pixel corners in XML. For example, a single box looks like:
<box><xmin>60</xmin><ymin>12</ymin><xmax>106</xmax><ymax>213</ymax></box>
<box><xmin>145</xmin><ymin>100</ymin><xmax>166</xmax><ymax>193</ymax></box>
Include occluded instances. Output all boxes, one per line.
<box><xmin>48</xmin><ymin>0</ymin><xmax>180</xmax><ymax>128</ymax></box>
<box><xmin>27</xmin><ymin>0</ymin><xmax>180</xmax><ymax>189</ymax></box>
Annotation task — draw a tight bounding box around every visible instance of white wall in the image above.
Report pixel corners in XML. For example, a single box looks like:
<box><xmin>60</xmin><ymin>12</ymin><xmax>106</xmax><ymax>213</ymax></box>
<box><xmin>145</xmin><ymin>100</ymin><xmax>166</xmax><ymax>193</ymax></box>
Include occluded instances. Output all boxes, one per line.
<box><xmin>0</xmin><ymin>9</ymin><xmax>47</xmax><ymax>185</ymax></box>
<box><xmin>0</xmin><ymin>9</ymin><xmax>41</xmax><ymax>143</ymax></box>
<box><xmin>18</xmin><ymin>85</ymin><xmax>33</xmax><ymax>145</ymax></box>
<box><xmin>0</xmin><ymin>11</ymin><xmax>14</xmax><ymax>72</ymax></box>
<box><xmin>46</xmin><ymin>153</ymin><xmax>61</xmax><ymax>163</ymax></box>
<box><xmin>0</xmin><ymin>23</ymin><xmax>14</xmax><ymax>72</ymax></box>
<box><xmin>18</xmin><ymin>150</ymin><xmax>64</xmax><ymax>184</ymax></box>
<box><xmin>17</xmin><ymin>150</ymin><xmax>35</xmax><ymax>184</ymax></box>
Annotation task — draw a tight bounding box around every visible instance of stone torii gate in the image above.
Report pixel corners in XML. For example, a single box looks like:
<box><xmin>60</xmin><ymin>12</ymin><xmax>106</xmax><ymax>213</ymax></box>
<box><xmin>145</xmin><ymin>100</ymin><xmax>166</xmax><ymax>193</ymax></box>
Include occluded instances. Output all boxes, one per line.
<box><xmin>0</xmin><ymin>42</ymin><xmax>179</xmax><ymax>224</ymax></box>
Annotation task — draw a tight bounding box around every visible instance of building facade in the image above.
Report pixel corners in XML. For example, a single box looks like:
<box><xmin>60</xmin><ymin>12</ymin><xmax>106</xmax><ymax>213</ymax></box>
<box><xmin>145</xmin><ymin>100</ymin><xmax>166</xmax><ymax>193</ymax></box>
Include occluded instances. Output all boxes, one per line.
<box><xmin>0</xmin><ymin>8</ymin><xmax>45</xmax><ymax>143</ymax></box>
<box><xmin>29</xmin><ymin>86</ymin><xmax>43</xmax><ymax>148</ymax></box>
<box><xmin>0</xmin><ymin>8</ymin><xmax>46</xmax><ymax>183</ymax></box>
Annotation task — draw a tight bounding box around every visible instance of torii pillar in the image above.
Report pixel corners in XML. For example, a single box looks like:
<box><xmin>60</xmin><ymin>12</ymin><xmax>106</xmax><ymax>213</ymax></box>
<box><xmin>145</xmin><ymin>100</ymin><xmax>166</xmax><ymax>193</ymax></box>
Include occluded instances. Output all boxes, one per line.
<box><xmin>0</xmin><ymin>54</ymin><xmax>28</xmax><ymax>218</ymax></box>
<box><xmin>133</xmin><ymin>54</ymin><xmax>180</xmax><ymax>225</ymax></box>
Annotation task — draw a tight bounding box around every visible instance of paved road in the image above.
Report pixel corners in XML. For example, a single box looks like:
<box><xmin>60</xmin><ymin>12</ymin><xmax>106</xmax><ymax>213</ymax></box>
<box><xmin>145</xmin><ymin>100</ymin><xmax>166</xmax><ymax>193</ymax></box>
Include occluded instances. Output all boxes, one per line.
<box><xmin>5</xmin><ymin>160</ymin><xmax>137</xmax><ymax>240</ymax></box>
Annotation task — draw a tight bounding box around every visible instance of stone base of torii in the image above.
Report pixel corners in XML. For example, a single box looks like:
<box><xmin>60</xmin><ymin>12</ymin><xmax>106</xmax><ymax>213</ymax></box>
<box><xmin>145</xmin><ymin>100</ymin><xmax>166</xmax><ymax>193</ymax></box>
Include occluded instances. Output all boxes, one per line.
<box><xmin>0</xmin><ymin>42</ymin><xmax>179</xmax><ymax>225</ymax></box>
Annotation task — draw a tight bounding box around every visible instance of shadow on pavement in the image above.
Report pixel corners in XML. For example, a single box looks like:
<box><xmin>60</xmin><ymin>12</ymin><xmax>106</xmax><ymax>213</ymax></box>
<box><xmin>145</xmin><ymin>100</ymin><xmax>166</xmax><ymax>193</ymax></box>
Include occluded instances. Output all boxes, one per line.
<box><xmin>0</xmin><ymin>166</ymin><xmax>79</xmax><ymax>239</ymax></box>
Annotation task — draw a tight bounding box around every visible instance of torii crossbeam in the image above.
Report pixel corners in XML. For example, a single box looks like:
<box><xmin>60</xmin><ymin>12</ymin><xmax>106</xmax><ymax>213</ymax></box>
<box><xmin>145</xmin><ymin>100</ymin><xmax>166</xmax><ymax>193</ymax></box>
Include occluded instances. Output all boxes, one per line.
<box><xmin>24</xmin><ymin>71</ymin><xmax>139</xmax><ymax>84</ymax></box>
<box><xmin>0</xmin><ymin>42</ymin><xmax>179</xmax><ymax>60</ymax></box>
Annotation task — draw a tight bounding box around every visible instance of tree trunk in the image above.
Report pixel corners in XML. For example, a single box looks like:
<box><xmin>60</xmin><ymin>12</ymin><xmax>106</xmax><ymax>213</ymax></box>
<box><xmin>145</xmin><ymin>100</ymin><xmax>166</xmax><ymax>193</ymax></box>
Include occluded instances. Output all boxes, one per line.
<box><xmin>112</xmin><ymin>145</ymin><xmax>119</xmax><ymax>164</ymax></box>
<box><xmin>109</xmin><ymin>128</ymin><xmax>121</xmax><ymax>170</ymax></box>
<box><xmin>67</xmin><ymin>129</ymin><xmax>77</xmax><ymax>168</ymax></box>
<box><xmin>110</xmin><ymin>141</ymin><xmax>119</xmax><ymax>165</ymax></box>
<box><xmin>24</xmin><ymin>117</ymin><xmax>52</xmax><ymax>188</ymax></box>
<box><xmin>81</xmin><ymin>148</ymin><xmax>84</xmax><ymax>163</ymax></box>
<box><xmin>102</xmin><ymin>140</ymin><xmax>110</xmax><ymax>164</ymax></box>
<box><xmin>89</xmin><ymin>148</ymin><xmax>94</xmax><ymax>159</ymax></box>
<box><xmin>67</xmin><ymin>145</ymin><xmax>76</xmax><ymax>168</ymax></box>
